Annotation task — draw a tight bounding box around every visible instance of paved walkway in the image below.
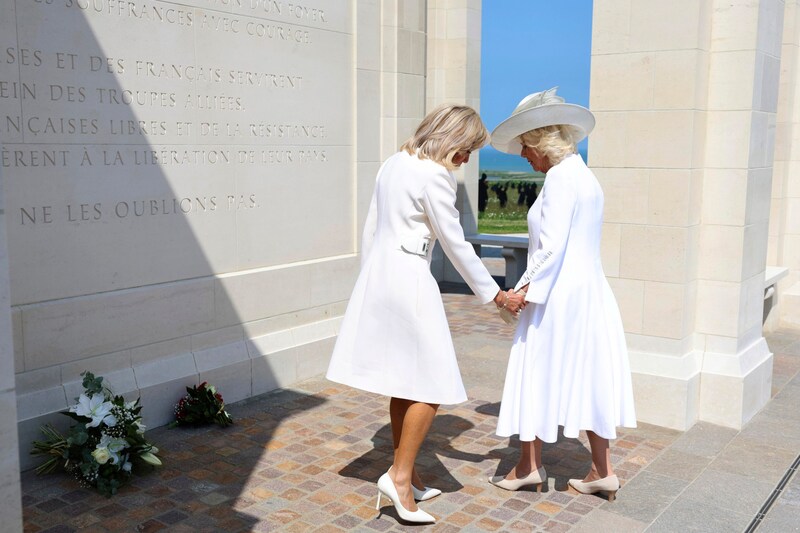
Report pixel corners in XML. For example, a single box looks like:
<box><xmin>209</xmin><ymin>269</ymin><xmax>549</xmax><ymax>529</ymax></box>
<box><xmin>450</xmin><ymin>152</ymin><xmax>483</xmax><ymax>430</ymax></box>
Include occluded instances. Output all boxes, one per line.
<box><xmin>20</xmin><ymin>289</ymin><xmax>800</xmax><ymax>532</ymax></box>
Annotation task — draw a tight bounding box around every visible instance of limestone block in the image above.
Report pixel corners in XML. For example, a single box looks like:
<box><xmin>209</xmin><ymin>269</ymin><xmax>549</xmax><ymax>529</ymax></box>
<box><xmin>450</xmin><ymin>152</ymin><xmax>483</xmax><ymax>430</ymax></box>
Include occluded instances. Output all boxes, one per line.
<box><xmin>591</xmin><ymin>0</ymin><xmax>631</xmax><ymax>54</ymax></box>
<box><xmin>133</xmin><ymin>352</ymin><xmax>197</xmax><ymax>390</ymax></box>
<box><xmin>785</xmin><ymin>197</ymin><xmax>800</xmax><ymax>234</ymax></box>
<box><xmin>357</xmin><ymin>69</ymin><xmax>381</xmax><ymax>162</ymax></box>
<box><xmin>600</xmin><ymin>223</ymin><xmax>621</xmax><ymax>278</ymax></box>
<box><xmin>585</xmin><ymin>112</ymin><xmax>626</xmax><ymax>168</ymax></box>
<box><xmin>707</xmin><ymin>50</ymin><xmax>757</xmax><ymax>110</ymax></box>
<box><xmin>296</xmin><ymin>337</ymin><xmax>336</xmax><ymax>382</ymax></box>
<box><xmin>690</xmin><ymin>169</ymin><xmax>704</xmax><ymax>225</ymax></box>
<box><xmin>620</xmin><ymin>225</ymin><xmax>688</xmax><ymax>283</ymax></box>
<box><xmin>648</xmin><ymin>169</ymin><xmax>691</xmax><ymax>226</ymax></box>
<box><xmin>607</xmin><ymin>277</ymin><xmax>644</xmax><ymax>334</ymax></box>
<box><xmin>11</xmin><ymin>308</ymin><xmax>22</xmax><ymax>375</ymax></box>
<box><xmin>782</xmin><ymin>234</ymin><xmax>800</xmax><ymax>272</ymax></box>
<box><xmin>410</xmin><ymin>31</ymin><xmax>426</xmax><ymax>77</ymax></box>
<box><xmin>625</xmin><ymin>111</ymin><xmax>695</xmax><ymax>169</ymax></box>
<box><xmin>630</xmin><ymin>0</ymin><xmax>704</xmax><ymax>52</ymax></box>
<box><xmin>356</xmin><ymin>0</ymin><xmax>380</xmax><ymax>71</ymax></box>
<box><xmin>22</xmin><ymin>278</ymin><xmax>215</xmax><ymax>370</ymax></box>
<box><xmin>740</xmin><ymin>272</ymin><xmax>769</xmax><ymax>333</ymax></box>
<box><xmin>631</xmin><ymin>371</ymin><xmax>700</xmax><ymax>431</ymax></box>
<box><xmin>382</xmin><ymin>26</ymin><xmax>399</xmax><ymax>73</ymax></box>
<box><xmin>699</xmin><ymin>351</ymin><xmax>772</xmax><ymax>428</ymax></box>
<box><xmin>195</xmin><ymin>341</ymin><xmax>252</xmax><ymax>404</ymax></box>
<box><xmin>401</xmin><ymin>0</ymin><xmax>425</xmax><ymax>32</ymax></box>
<box><xmin>749</xmin><ymin>111</ymin><xmax>777</xmax><ymax>169</ymax></box>
<box><xmin>190</xmin><ymin>325</ymin><xmax>245</xmax><ymax>353</ymax></box>
<box><xmin>704</xmin><ymin>110</ymin><xmax>753</xmax><ymax>168</ymax></box>
<box><xmin>702</xmin><ymin>168</ymin><xmax>747</xmax><ymax>226</ymax></box>
<box><xmin>742</xmin><ymin>222</ymin><xmax>770</xmax><ymax>281</ymax></box>
<box><xmin>251</xmin><ymin>348</ymin><xmax>297</xmax><ymax>396</ymax></box>
<box><xmin>398</xmin><ymin>74</ymin><xmax>425</xmax><ymax>119</ymax></box>
<box><xmin>754</xmin><ymin>52</ymin><xmax>782</xmax><ymax>113</ymax></box>
<box><xmin>138</xmin><ymin>375</ymin><xmax>199</xmax><ymax>430</ymax></box>
<box><xmin>691</xmin><ymin>111</ymin><xmax>709</xmax><ymax>169</ymax></box>
<box><xmin>696</xmin><ymin>280</ymin><xmax>741</xmax><ymax>337</ymax></box>
<box><xmin>590</xmin><ymin>53</ymin><xmax>654</xmax><ymax>111</ymax></box>
<box><xmin>14</xmin><ymin>367</ymin><xmax>60</xmax><ymax>396</ymax></box>
<box><xmin>643</xmin><ymin>281</ymin><xmax>691</xmax><ymax>339</ymax></box>
<box><xmin>131</xmin><ymin>338</ymin><xmax>192</xmax><ymax>367</ymax></box>
<box><xmin>595</xmin><ymin>168</ymin><xmax>649</xmax><ymax>224</ymax></box>
<box><xmin>710</xmin><ymin>0</ymin><xmax>760</xmax><ymax>52</ymax></box>
<box><xmin>653</xmin><ymin>50</ymin><xmax>704</xmax><ymax>110</ymax></box>
<box><xmin>397</xmin><ymin>28</ymin><xmax>413</xmax><ymax>74</ymax></box>
<box><xmin>60</xmin><ymin>349</ymin><xmax>132</xmax><ymax>384</ymax></box>
<box><xmin>698</xmin><ymin>225</ymin><xmax>745</xmax><ymax>282</ymax></box>
<box><xmin>16</xmin><ymin>385</ymin><xmax>67</xmax><ymax>422</ymax></box>
<box><xmin>756</xmin><ymin>0</ymin><xmax>786</xmax><ymax>58</ymax></box>
<box><xmin>771</xmin><ymin>160</ymin><xmax>785</xmax><ymax>199</ymax></box>
<box><xmin>62</xmin><ymin>366</ymin><xmax>138</xmax><ymax>408</ymax></box>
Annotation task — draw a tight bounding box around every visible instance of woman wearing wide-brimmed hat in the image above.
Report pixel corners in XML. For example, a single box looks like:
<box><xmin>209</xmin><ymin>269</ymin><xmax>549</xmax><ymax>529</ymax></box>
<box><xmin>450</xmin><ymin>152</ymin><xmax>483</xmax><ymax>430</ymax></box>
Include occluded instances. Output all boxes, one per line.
<box><xmin>327</xmin><ymin>104</ymin><xmax>526</xmax><ymax>523</ymax></box>
<box><xmin>487</xmin><ymin>88</ymin><xmax>637</xmax><ymax>501</ymax></box>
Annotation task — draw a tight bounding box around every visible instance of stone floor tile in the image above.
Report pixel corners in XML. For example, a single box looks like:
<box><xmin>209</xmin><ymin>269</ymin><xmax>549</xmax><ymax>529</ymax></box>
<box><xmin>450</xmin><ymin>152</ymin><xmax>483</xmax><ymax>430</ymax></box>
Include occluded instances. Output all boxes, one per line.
<box><xmin>600</xmin><ymin>471</ymin><xmax>685</xmax><ymax>522</ymax></box>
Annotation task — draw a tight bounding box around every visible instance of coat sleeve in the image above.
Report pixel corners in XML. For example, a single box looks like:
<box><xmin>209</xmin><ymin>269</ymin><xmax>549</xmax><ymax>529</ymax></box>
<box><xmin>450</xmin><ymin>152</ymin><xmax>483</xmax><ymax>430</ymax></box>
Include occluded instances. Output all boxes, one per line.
<box><xmin>421</xmin><ymin>170</ymin><xmax>501</xmax><ymax>304</ymax></box>
<box><xmin>514</xmin><ymin>174</ymin><xmax>577</xmax><ymax>304</ymax></box>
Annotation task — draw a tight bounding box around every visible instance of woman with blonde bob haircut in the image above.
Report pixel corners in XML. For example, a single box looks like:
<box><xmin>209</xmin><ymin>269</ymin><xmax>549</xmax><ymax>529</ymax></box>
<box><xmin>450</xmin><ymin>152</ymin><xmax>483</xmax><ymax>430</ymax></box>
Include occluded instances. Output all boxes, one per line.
<box><xmin>487</xmin><ymin>88</ymin><xmax>636</xmax><ymax>501</ymax></box>
<box><xmin>327</xmin><ymin>104</ymin><xmax>525</xmax><ymax>524</ymax></box>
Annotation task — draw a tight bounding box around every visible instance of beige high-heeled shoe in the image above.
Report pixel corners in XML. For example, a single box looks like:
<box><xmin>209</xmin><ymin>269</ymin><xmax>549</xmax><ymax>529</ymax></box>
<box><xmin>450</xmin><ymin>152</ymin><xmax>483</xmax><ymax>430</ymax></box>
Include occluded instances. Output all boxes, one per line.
<box><xmin>488</xmin><ymin>466</ymin><xmax>547</xmax><ymax>492</ymax></box>
<box><xmin>568</xmin><ymin>475</ymin><xmax>619</xmax><ymax>501</ymax></box>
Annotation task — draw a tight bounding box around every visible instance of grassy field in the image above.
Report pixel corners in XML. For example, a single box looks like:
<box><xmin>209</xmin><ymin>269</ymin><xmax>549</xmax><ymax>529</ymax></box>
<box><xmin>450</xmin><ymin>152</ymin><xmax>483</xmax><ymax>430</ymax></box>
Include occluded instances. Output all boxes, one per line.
<box><xmin>477</xmin><ymin>173</ymin><xmax>543</xmax><ymax>234</ymax></box>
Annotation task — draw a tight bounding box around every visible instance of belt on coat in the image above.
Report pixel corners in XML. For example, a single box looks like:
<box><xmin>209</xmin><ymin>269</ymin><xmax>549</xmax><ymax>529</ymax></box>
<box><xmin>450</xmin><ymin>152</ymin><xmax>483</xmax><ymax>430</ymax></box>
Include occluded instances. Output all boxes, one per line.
<box><xmin>400</xmin><ymin>235</ymin><xmax>431</xmax><ymax>257</ymax></box>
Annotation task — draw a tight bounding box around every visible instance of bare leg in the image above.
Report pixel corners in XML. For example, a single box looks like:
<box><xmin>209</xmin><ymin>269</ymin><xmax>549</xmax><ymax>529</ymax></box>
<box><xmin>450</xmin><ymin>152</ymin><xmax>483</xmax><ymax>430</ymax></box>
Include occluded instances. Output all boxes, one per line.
<box><xmin>584</xmin><ymin>431</ymin><xmax>614</xmax><ymax>481</ymax></box>
<box><xmin>389</xmin><ymin>398</ymin><xmax>425</xmax><ymax>489</ymax></box>
<box><xmin>387</xmin><ymin>398</ymin><xmax>439</xmax><ymax>512</ymax></box>
<box><xmin>506</xmin><ymin>438</ymin><xmax>543</xmax><ymax>480</ymax></box>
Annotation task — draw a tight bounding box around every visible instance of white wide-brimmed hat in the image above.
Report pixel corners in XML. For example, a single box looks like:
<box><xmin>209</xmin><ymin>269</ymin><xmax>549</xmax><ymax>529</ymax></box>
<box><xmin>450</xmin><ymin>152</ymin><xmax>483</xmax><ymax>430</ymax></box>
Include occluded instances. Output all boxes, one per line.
<box><xmin>490</xmin><ymin>87</ymin><xmax>596</xmax><ymax>155</ymax></box>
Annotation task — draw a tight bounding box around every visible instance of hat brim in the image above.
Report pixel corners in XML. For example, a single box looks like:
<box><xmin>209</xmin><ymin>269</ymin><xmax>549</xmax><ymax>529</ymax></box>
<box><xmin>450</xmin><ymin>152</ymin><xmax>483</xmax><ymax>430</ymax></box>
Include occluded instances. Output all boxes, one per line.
<box><xmin>490</xmin><ymin>103</ymin><xmax>596</xmax><ymax>155</ymax></box>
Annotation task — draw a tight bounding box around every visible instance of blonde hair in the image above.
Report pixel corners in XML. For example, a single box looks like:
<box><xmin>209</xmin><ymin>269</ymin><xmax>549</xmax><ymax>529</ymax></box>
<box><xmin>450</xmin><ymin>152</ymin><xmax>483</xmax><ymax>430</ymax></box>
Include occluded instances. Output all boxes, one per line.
<box><xmin>401</xmin><ymin>105</ymin><xmax>490</xmax><ymax>169</ymax></box>
<box><xmin>518</xmin><ymin>125</ymin><xmax>581</xmax><ymax>166</ymax></box>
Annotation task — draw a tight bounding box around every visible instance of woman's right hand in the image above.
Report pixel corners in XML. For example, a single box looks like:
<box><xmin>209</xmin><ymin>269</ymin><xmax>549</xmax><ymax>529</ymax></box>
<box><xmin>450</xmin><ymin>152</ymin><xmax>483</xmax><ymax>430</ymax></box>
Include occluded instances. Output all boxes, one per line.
<box><xmin>494</xmin><ymin>290</ymin><xmax>526</xmax><ymax>313</ymax></box>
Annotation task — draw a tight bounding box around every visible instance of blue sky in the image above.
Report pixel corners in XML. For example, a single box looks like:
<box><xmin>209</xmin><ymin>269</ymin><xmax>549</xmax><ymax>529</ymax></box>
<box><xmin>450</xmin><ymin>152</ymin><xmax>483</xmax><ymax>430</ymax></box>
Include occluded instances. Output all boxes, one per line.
<box><xmin>480</xmin><ymin>0</ymin><xmax>594</xmax><ymax>172</ymax></box>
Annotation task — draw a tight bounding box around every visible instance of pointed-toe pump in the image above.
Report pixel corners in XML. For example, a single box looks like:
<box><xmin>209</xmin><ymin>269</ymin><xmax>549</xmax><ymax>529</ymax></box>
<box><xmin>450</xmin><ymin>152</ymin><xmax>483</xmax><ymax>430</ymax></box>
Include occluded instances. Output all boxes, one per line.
<box><xmin>488</xmin><ymin>466</ymin><xmax>547</xmax><ymax>492</ymax></box>
<box><xmin>412</xmin><ymin>485</ymin><xmax>442</xmax><ymax>501</ymax></box>
<box><xmin>376</xmin><ymin>472</ymin><xmax>436</xmax><ymax>523</ymax></box>
<box><xmin>568</xmin><ymin>475</ymin><xmax>619</xmax><ymax>501</ymax></box>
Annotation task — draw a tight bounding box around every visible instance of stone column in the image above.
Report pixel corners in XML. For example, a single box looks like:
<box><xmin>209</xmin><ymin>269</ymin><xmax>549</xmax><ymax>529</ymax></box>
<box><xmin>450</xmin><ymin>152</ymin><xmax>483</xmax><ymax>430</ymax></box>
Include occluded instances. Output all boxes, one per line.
<box><xmin>427</xmin><ymin>0</ymin><xmax>483</xmax><ymax>282</ymax></box>
<box><xmin>0</xmin><ymin>162</ymin><xmax>23</xmax><ymax>530</ymax></box>
<box><xmin>771</xmin><ymin>1</ymin><xmax>800</xmax><ymax>326</ymax></box>
<box><xmin>591</xmin><ymin>0</ymin><xmax>781</xmax><ymax>430</ymax></box>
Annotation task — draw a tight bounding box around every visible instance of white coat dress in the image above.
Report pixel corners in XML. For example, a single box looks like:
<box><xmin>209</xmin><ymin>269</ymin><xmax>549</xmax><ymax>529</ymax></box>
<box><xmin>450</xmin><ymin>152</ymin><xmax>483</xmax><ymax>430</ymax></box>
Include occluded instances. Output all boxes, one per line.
<box><xmin>496</xmin><ymin>154</ymin><xmax>637</xmax><ymax>442</ymax></box>
<box><xmin>326</xmin><ymin>151</ymin><xmax>501</xmax><ymax>405</ymax></box>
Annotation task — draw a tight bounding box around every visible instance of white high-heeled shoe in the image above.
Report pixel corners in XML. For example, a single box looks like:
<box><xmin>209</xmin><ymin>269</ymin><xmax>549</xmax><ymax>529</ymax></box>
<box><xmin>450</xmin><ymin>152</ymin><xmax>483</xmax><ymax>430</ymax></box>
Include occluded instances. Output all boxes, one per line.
<box><xmin>412</xmin><ymin>485</ymin><xmax>442</xmax><ymax>501</ymax></box>
<box><xmin>376</xmin><ymin>472</ymin><xmax>435</xmax><ymax>523</ymax></box>
<box><xmin>488</xmin><ymin>466</ymin><xmax>547</xmax><ymax>492</ymax></box>
<box><xmin>568</xmin><ymin>475</ymin><xmax>619</xmax><ymax>501</ymax></box>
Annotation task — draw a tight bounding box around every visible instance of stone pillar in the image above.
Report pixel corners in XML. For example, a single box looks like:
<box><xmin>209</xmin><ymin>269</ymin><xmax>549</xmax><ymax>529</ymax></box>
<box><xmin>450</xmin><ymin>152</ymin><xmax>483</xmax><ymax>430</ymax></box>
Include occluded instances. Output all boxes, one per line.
<box><xmin>591</xmin><ymin>0</ymin><xmax>781</xmax><ymax>430</ymax></box>
<box><xmin>772</xmin><ymin>1</ymin><xmax>800</xmax><ymax>326</ymax></box>
<box><xmin>0</xmin><ymin>163</ymin><xmax>23</xmax><ymax>530</ymax></box>
<box><xmin>427</xmin><ymin>0</ymin><xmax>483</xmax><ymax>282</ymax></box>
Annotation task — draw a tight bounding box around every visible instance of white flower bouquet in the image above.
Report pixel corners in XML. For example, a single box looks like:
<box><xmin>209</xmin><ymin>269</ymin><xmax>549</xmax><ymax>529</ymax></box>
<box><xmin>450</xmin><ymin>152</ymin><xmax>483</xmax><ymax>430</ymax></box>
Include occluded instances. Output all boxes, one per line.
<box><xmin>31</xmin><ymin>371</ymin><xmax>162</xmax><ymax>497</ymax></box>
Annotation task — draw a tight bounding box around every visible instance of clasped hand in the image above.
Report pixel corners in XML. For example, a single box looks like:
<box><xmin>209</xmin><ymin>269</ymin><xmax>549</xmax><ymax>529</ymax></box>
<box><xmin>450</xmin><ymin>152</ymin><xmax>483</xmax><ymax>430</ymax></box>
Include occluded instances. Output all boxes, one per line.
<box><xmin>494</xmin><ymin>290</ymin><xmax>526</xmax><ymax>314</ymax></box>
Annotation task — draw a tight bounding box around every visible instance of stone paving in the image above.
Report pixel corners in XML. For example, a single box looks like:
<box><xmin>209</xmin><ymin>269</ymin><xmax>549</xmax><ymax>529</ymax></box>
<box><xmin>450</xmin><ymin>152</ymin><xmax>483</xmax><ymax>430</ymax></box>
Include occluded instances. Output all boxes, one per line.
<box><xmin>19</xmin><ymin>288</ymin><xmax>800</xmax><ymax>532</ymax></box>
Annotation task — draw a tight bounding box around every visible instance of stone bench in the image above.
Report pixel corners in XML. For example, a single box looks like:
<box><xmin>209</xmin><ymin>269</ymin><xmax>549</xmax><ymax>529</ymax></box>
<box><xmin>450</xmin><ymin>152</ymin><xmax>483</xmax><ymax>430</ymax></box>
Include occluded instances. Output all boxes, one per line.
<box><xmin>764</xmin><ymin>266</ymin><xmax>788</xmax><ymax>298</ymax></box>
<box><xmin>466</xmin><ymin>234</ymin><xmax>529</xmax><ymax>286</ymax></box>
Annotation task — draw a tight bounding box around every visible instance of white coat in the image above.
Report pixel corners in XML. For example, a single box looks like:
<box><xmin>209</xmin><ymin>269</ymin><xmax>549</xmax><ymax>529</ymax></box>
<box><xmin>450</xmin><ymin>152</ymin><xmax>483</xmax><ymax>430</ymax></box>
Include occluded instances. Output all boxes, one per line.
<box><xmin>326</xmin><ymin>151</ymin><xmax>500</xmax><ymax>404</ymax></box>
<box><xmin>496</xmin><ymin>154</ymin><xmax>637</xmax><ymax>442</ymax></box>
